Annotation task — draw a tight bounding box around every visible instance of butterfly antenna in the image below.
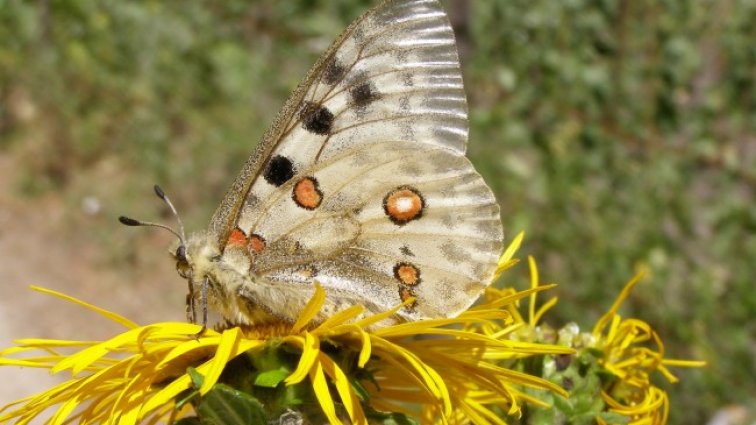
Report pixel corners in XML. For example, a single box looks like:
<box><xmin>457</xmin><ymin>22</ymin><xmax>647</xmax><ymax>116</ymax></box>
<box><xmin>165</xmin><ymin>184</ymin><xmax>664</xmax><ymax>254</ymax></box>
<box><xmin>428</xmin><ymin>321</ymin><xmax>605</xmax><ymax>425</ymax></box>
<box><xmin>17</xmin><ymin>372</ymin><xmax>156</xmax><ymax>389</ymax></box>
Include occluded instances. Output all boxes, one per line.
<box><xmin>118</xmin><ymin>185</ymin><xmax>187</xmax><ymax>247</ymax></box>
<box><xmin>118</xmin><ymin>215</ymin><xmax>185</xmax><ymax>244</ymax></box>
<box><xmin>153</xmin><ymin>185</ymin><xmax>187</xmax><ymax>244</ymax></box>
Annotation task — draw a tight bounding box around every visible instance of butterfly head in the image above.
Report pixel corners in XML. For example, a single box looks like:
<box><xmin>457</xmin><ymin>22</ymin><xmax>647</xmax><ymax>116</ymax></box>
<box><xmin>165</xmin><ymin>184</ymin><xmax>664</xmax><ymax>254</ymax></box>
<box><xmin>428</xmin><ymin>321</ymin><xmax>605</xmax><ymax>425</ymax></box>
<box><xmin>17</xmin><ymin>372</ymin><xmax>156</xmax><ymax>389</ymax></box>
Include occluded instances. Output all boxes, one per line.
<box><xmin>119</xmin><ymin>184</ymin><xmax>201</xmax><ymax>283</ymax></box>
<box><xmin>120</xmin><ymin>186</ymin><xmax>226</xmax><ymax>327</ymax></box>
<box><xmin>173</xmin><ymin>232</ymin><xmax>262</xmax><ymax>327</ymax></box>
<box><xmin>170</xmin><ymin>233</ymin><xmax>223</xmax><ymax>282</ymax></box>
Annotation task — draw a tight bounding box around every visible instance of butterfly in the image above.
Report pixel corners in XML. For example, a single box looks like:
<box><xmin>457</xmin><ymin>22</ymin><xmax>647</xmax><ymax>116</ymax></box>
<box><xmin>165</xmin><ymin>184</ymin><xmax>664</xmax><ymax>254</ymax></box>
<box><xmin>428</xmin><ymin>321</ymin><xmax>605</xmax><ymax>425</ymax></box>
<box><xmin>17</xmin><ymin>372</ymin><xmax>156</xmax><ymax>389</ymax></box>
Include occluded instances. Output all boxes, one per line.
<box><xmin>122</xmin><ymin>0</ymin><xmax>503</xmax><ymax>328</ymax></box>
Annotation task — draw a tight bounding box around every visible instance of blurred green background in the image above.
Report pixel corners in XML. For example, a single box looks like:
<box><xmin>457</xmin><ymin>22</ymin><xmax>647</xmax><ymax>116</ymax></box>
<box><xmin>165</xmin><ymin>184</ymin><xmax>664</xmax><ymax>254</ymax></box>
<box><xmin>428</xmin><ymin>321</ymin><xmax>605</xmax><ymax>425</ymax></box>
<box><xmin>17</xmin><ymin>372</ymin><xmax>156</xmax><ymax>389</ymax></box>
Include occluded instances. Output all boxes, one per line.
<box><xmin>0</xmin><ymin>0</ymin><xmax>753</xmax><ymax>423</ymax></box>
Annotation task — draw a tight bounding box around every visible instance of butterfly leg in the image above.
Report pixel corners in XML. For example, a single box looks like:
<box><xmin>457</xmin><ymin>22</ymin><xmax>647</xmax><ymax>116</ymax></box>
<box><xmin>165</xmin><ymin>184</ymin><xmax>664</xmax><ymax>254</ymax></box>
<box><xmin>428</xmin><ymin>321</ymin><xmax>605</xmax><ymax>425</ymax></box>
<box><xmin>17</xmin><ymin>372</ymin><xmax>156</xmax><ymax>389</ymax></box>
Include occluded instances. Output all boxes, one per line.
<box><xmin>194</xmin><ymin>277</ymin><xmax>209</xmax><ymax>336</ymax></box>
<box><xmin>186</xmin><ymin>280</ymin><xmax>197</xmax><ymax>324</ymax></box>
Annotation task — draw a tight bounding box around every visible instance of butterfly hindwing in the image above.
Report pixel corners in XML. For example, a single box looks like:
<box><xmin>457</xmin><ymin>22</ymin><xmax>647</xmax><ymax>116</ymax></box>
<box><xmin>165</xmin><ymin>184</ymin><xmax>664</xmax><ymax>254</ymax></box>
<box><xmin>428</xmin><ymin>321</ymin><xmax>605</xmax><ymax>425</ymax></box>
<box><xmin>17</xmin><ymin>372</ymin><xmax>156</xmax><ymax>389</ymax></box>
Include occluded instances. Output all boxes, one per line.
<box><xmin>260</xmin><ymin>142</ymin><xmax>502</xmax><ymax>319</ymax></box>
<box><xmin>227</xmin><ymin>141</ymin><xmax>500</xmax><ymax>320</ymax></box>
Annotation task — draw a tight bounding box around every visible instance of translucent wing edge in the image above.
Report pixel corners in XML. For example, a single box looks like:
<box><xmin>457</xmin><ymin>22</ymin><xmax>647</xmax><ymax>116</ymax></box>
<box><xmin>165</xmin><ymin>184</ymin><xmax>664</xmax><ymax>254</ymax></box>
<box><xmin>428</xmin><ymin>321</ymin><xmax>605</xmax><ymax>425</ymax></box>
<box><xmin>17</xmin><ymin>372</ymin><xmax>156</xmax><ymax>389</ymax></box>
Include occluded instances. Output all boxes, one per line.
<box><xmin>208</xmin><ymin>3</ymin><xmax>378</xmax><ymax>244</ymax></box>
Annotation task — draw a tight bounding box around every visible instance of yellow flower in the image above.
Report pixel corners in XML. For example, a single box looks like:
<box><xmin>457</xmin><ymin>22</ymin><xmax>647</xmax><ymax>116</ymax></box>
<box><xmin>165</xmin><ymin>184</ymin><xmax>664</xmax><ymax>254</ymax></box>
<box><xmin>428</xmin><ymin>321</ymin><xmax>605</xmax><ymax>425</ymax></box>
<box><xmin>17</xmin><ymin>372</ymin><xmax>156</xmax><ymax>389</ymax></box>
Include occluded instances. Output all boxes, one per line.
<box><xmin>467</xmin><ymin>240</ymin><xmax>705</xmax><ymax>425</ymax></box>
<box><xmin>592</xmin><ymin>269</ymin><xmax>706</xmax><ymax>425</ymax></box>
<box><xmin>0</xmin><ymin>239</ymin><xmax>571</xmax><ymax>425</ymax></box>
<box><xmin>6</xmin><ymin>231</ymin><xmax>702</xmax><ymax>425</ymax></box>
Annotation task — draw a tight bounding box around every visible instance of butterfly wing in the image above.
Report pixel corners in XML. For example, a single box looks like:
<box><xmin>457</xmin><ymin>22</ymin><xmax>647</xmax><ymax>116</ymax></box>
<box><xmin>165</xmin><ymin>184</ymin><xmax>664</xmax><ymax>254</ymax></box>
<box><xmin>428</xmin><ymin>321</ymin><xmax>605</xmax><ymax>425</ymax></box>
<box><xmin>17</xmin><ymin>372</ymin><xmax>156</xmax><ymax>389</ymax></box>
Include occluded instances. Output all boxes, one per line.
<box><xmin>239</xmin><ymin>141</ymin><xmax>502</xmax><ymax>321</ymax></box>
<box><xmin>208</xmin><ymin>0</ymin><xmax>503</xmax><ymax>321</ymax></box>
<box><xmin>210</xmin><ymin>0</ymin><xmax>470</xmax><ymax>244</ymax></box>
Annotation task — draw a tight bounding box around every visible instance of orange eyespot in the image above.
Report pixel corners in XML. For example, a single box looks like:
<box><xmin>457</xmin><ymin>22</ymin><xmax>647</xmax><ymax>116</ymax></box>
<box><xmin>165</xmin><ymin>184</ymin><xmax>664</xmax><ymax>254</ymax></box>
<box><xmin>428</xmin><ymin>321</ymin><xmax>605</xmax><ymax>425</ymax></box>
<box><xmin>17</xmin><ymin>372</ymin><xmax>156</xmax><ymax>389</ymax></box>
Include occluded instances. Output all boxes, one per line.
<box><xmin>394</xmin><ymin>262</ymin><xmax>421</xmax><ymax>286</ymax></box>
<box><xmin>292</xmin><ymin>177</ymin><xmax>323</xmax><ymax>210</ymax></box>
<box><xmin>384</xmin><ymin>186</ymin><xmax>424</xmax><ymax>225</ymax></box>
<box><xmin>249</xmin><ymin>234</ymin><xmax>266</xmax><ymax>254</ymax></box>
<box><xmin>227</xmin><ymin>228</ymin><xmax>248</xmax><ymax>247</ymax></box>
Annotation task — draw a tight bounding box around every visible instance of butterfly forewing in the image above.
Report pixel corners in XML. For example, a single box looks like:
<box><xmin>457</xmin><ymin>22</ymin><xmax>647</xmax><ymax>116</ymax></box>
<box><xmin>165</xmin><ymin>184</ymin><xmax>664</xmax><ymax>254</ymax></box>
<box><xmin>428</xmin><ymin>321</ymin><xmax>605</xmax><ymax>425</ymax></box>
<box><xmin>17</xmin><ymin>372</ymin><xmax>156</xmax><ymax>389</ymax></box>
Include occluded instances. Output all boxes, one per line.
<box><xmin>204</xmin><ymin>0</ymin><xmax>503</xmax><ymax>323</ymax></box>
<box><xmin>210</xmin><ymin>0</ymin><xmax>469</xmax><ymax>245</ymax></box>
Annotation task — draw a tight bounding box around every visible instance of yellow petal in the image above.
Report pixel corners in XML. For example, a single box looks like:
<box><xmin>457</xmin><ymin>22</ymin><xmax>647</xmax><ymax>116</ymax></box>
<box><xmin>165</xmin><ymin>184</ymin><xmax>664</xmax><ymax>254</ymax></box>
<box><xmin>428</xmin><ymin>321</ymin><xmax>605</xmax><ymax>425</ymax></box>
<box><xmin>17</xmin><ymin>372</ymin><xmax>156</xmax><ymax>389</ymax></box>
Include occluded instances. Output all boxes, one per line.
<box><xmin>319</xmin><ymin>353</ymin><xmax>366</xmax><ymax>424</ymax></box>
<box><xmin>372</xmin><ymin>338</ymin><xmax>450</xmax><ymax>414</ymax></box>
<box><xmin>30</xmin><ymin>285</ymin><xmax>139</xmax><ymax>329</ymax></box>
<box><xmin>291</xmin><ymin>283</ymin><xmax>326</xmax><ymax>333</ymax></box>
<box><xmin>108</xmin><ymin>373</ymin><xmax>143</xmax><ymax>424</ymax></box>
<box><xmin>352</xmin><ymin>300</ymin><xmax>407</xmax><ymax>329</ymax></box>
<box><xmin>533</xmin><ymin>296</ymin><xmax>558</xmax><ymax>325</ymax></box>
<box><xmin>285</xmin><ymin>332</ymin><xmax>319</xmax><ymax>385</ymax></box>
<box><xmin>357</xmin><ymin>328</ymin><xmax>371</xmax><ymax>368</ymax></box>
<box><xmin>155</xmin><ymin>338</ymin><xmax>220</xmax><ymax>369</ymax></box>
<box><xmin>593</xmin><ymin>270</ymin><xmax>646</xmax><ymax>337</ymax></box>
<box><xmin>456</xmin><ymin>397</ymin><xmax>508</xmax><ymax>425</ymax></box>
<box><xmin>52</xmin><ymin>327</ymin><xmax>152</xmax><ymax>375</ymax></box>
<box><xmin>48</xmin><ymin>392</ymin><xmax>81</xmax><ymax>425</ymax></box>
<box><xmin>117</xmin><ymin>394</ymin><xmax>142</xmax><ymax>425</ymax></box>
<box><xmin>492</xmin><ymin>231</ymin><xmax>524</xmax><ymax>281</ymax></box>
<box><xmin>141</xmin><ymin>374</ymin><xmax>192</xmax><ymax>413</ymax></box>
<box><xmin>309</xmin><ymin>360</ymin><xmax>342</xmax><ymax>425</ymax></box>
<box><xmin>313</xmin><ymin>305</ymin><xmax>364</xmax><ymax>333</ymax></box>
<box><xmin>0</xmin><ymin>359</ymin><xmax>50</xmax><ymax>368</ymax></box>
<box><xmin>198</xmin><ymin>327</ymin><xmax>241</xmax><ymax>394</ymax></box>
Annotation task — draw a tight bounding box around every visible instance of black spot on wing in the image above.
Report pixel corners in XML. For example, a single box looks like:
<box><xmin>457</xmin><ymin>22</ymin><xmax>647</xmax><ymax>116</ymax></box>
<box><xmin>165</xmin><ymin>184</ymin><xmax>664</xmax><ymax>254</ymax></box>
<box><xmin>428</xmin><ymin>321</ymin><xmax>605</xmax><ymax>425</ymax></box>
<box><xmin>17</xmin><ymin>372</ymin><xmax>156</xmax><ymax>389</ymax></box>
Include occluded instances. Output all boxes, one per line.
<box><xmin>264</xmin><ymin>155</ymin><xmax>295</xmax><ymax>187</ymax></box>
<box><xmin>400</xmin><ymin>245</ymin><xmax>415</xmax><ymax>257</ymax></box>
<box><xmin>350</xmin><ymin>81</ymin><xmax>379</xmax><ymax>107</ymax></box>
<box><xmin>322</xmin><ymin>57</ymin><xmax>346</xmax><ymax>85</ymax></box>
<box><xmin>299</xmin><ymin>101</ymin><xmax>334</xmax><ymax>135</ymax></box>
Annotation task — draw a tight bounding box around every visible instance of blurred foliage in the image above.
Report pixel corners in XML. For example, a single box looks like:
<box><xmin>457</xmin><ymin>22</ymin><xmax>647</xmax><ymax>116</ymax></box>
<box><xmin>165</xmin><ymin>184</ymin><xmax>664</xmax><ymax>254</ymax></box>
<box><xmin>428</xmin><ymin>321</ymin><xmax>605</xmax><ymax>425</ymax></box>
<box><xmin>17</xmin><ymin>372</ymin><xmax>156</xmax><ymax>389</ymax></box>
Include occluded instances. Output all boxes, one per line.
<box><xmin>0</xmin><ymin>0</ymin><xmax>753</xmax><ymax>423</ymax></box>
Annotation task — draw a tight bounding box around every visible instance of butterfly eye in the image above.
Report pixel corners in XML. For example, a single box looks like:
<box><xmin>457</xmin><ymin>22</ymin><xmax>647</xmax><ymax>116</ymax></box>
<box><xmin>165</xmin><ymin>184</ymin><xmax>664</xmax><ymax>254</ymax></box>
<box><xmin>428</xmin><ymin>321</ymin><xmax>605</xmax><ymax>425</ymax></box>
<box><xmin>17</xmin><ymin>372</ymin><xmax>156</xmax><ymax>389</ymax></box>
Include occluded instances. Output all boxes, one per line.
<box><xmin>175</xmin><ymin>245</ymin><xmax>187</xmax><ymax>262</ymax></box>
<box><xmin>175</xmin><ymin>245</ymin><xmax>192</xmax><ymax>278</ymax></box>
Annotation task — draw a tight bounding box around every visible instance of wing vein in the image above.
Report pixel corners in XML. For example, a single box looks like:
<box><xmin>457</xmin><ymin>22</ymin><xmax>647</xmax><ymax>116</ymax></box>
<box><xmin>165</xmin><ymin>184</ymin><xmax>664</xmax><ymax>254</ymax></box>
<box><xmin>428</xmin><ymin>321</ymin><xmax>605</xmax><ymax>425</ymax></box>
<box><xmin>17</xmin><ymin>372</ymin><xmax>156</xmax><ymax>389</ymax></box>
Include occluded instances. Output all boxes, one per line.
<box><xmin>246</xmin><ymin>145</ymin><xmax>419</xmax><ymax>238</ymax></box>
<box><xmin>359</xmin><ymin>231</ymin><xmax>499</xmax><ymax>242</ymax></box>
<box><xmin>281</xmin><ymin>9</ymin><xmax>460</xmax><ymax>161</ymax></box>
<box><xmin>331</xmin><ymin>113</ymin><xmax>465</xmax><ymax>136</ymax></box>
<box><xmin>346</xmin><ymin>246</ymin><xmax>477</xmax><ymax>281</ymax></box>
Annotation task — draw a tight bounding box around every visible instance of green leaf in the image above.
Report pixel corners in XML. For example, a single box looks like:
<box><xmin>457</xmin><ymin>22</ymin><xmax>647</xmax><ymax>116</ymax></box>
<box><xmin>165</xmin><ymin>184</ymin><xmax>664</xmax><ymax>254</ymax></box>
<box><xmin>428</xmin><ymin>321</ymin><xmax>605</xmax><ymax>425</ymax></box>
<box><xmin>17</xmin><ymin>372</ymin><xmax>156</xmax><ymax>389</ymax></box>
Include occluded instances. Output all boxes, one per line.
<box><xmin>188</xmin><ymin>367</ymin><xmax>205</xmax><ymax>388</ymax></box>
<box><xmin>527</xmin><ymin>402</ymin><xmax>560</xmax><ymax>425</ymax></box>
<box><xmin>196</xmin><ymin>384</ymin><xmax>267</xmax><ymax>425</ymax></box>
<box><xmin>175</xmin><ymin>368</ymin><xmax>204</xmax><ymax>410</ymax></box>
<box><xmin>176</xmin><ymin>388</ymin><xmax>200</xmax><ymax>411</ymax></box>
<box><xmin>253</xmin><ymin>368</ymin><xmax>289</xmax><ymax>388</ymax></box>
<box><xmin>552</xmin><ymin>391</ymin><xmax>574</xmax><ymax>415</ymax></box>
<box><xmin>596</xmin><ymin>412</ymin><xmax>630</xmax><ymax>424</ymax></box>
<box><xmin>247</xmin><ymin>344</ymin><xmax>288</xmax><ymax>372</ymax></box>
<box><xmin>246</xmin><ymin>345</ymin><xmax>294</xmax><ymax>390</ymax></box>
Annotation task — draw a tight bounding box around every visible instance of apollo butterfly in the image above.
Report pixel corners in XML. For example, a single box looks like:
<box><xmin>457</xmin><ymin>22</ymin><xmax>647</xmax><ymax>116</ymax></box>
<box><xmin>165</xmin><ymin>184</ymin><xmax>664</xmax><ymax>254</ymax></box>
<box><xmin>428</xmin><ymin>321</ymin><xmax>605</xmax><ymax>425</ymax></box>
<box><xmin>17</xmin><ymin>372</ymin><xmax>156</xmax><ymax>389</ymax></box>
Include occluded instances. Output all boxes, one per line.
<box><xmin>122</xmin><ymin>0</ymin><xmax>503</xmax><ymax>328</ymax></box>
